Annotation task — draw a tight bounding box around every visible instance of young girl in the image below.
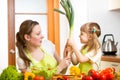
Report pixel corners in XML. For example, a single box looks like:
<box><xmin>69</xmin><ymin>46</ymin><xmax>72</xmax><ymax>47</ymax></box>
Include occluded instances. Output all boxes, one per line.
<box><xmin>16</xmin><ymin>20</ymin><xmax>71</xmax><ymax>78</ymax></box>
<box><xmin>65</xmin><ymin>22</ymin><xmax>102</xmax><ymax>74</ymax></box>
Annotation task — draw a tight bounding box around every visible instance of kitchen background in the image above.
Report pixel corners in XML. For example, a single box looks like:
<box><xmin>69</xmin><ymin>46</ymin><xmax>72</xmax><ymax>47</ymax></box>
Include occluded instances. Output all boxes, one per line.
<box><xmin>0</xmin><ymin>0</ymin><xmax>120</xmax><ymax>73</ymax></box>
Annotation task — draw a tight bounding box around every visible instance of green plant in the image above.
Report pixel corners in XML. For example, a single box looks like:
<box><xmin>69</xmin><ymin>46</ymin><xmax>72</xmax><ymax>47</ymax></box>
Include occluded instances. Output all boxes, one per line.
<box><xmin>54</xmin><ymin>0</ymin><xmax>74</xmax><ymax>38</ymax></box>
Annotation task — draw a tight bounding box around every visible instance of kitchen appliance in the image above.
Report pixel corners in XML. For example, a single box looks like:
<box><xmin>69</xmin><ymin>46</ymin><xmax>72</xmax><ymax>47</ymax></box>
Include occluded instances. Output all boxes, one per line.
<box><xmin>102</xmin><ymin>34</ymin><xmax>118</xmax><ymax>55</ymax></box>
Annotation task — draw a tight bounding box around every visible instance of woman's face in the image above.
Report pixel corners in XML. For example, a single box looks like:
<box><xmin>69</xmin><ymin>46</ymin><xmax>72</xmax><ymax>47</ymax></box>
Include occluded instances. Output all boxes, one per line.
<box><xmin>79</xmin><ymin>31</ymin><xmax>89</xmax><ymax>44</ymax></box>
<box><xmin>27</xmin><ymin>25</ymin><xmax>44</xmax><ymax>47</ymax></box>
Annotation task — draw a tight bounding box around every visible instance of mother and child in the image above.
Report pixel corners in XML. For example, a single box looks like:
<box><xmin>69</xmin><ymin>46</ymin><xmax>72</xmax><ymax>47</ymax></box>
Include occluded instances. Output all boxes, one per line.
<box><xmin>16</xmin><ymin>19</ymin><xmax>102</xmax><ymax>78</ymax></box>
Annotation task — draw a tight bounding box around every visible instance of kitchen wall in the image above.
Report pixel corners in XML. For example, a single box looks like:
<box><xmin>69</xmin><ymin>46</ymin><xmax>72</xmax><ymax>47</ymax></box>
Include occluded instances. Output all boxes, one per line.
<box><xmin>87</xmin><ymin>0</ymin><xmax>120</xmax><ymax>54</ymax></box>
<box><xmin>0</xmin><ymin>0</ymin><xmax>120</xmax><ymax>72</ymax></box>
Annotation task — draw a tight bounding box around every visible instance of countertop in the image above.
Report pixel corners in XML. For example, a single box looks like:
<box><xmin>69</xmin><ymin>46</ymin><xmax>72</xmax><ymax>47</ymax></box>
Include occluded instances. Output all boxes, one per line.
<box><xmin>101</xmin><ymin>55</ymin><xmax>120</xmax><ymax>62</ymax></box>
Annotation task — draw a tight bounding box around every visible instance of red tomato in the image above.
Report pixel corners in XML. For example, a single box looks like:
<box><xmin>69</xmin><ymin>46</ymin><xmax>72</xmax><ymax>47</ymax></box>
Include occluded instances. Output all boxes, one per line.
<box><xmin>88</xmin><ymin>69</ymin><xmax>100</xmax><ymax>79</ymax></box>
<box><xmin>99</xmin><ymin>74</ymin><xmax>106</xmax><ymax>80</ymax></box>
<box><xmin>88</xmin><ymin>69</ymin><xmax>96</xmax><ymax>76</ymax></box>
<box><xmin>81</xmin><ymin>73</ymin><xmax>86</xmax><ymax>80</ymax></box>
<box><xmin>104</xmin><ymin>67</ymin><xmax>113</xmax><ymax>73</ymax></box>
<box><xmin>84</xmin><ymin>76</ymin><xmax>93</xmax><ymax>80</ymax></box>
<box><xmin>33</xmin><ymin>76</ymin><xmax>44</xmax><ymax>80</ymax></box>
<box><xmin>62</xmin><ymin>75</ymin><xmax>69</xmax><ymax>80</ymax></box>
<box><xmin>100</xmin><ymin>68</ymin><xmax>111</xmax><ymax>75</ymax></box>
<box><xmin>92</xmin><ymin>71</ymin><xmax>100</xmax><ymax>79</ymax></box>
<box><xmin>105</xmin><ymin>72</ymin><xmax>114</xmax><ymax>80</ymax></box>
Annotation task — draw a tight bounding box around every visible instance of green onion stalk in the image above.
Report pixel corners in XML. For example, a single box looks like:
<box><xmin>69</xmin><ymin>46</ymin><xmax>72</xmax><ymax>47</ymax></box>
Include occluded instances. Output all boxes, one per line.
<box><xmin>54</xmin><ymin>0</ymin><xmax>74</xmax><ymax>57</ymax></box>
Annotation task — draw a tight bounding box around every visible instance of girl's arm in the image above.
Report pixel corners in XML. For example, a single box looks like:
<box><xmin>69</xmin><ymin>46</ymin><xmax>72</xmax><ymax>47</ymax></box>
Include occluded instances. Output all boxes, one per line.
<box><xmin>71</xmin><ymin>53</ymin><xmax>79</xmax><ymax>65</ymax></box>
<box><xmin>67</xmin><ymin>38</ymin><xmax>90</xmax><ymax>63</ymax></box>
<box><xmin>72</xmin><ymin>44</ymin><xmax>89</xmax><ymax>62</ymax></box>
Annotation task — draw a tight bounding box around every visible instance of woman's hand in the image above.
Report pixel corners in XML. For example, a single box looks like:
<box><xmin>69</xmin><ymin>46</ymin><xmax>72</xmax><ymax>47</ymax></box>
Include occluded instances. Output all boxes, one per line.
<box><xmin>56</xmin><ymin>57</ymin><xmax>71</xmax><ymax>74</ymax></box>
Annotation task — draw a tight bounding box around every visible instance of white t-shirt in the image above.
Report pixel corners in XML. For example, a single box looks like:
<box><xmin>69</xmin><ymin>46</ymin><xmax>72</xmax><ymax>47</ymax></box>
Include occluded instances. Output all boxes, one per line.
<box><xmin>17</xmin><ymin>39</ymin><xmax>56</xmax><ymax>70</ymax></box>
<box><xmin>85</xmin><ymin>48</ymin><xmax>102</xmax><ymax>70</ymax></box>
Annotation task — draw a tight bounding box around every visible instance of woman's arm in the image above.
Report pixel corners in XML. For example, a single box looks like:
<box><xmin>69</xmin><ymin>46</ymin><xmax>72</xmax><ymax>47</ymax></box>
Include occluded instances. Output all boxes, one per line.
<box><xmin>53</xmin><ymin>49</ymin><xmax>70</xmax><ymax>74</ymax></box>
<box><xmin>17</xmin><ymin>57</ymin><xmax>30</xmax><ymax>74</ymax></box>
<box><xmin>54</xmin><ymin>50</ymin><xmax>61</xmax><ymax>64</ymax></box>
<box><xmin>63</xmin><ymin>42</ymin><xmax>79</xmax><ymax>65</ymax></box>
<box><xmin>55</xmin><ymin>57</ymin><xmax>71</xmax><ymax>74</ymax></box>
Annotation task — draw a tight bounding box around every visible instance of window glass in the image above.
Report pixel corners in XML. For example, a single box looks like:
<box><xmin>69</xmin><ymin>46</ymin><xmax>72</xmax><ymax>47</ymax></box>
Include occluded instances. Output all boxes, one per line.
<box><xmin>15</xmin><ymin>15</ymin><xmax>48</xmax><ymax>39</ymax></box>
<box><xmin>15</xmin><ymin>0</ymin><xmax>47</xmax><ymax>13</ymax></box>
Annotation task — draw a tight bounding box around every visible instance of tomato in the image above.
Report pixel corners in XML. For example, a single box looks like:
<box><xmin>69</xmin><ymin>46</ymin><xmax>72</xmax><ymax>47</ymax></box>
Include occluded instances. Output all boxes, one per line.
<box><xmin>88</xmin><ymin>69</ymin><xmax>100</xmax><ymax>79</ymax></box>
<box><xmin>62</xmin><ymin>75</ymin><xmax>69</xmax><ymax>80</ymax></box>
<box><xmin>92</xmin><ymin>71</ymin><xmax>100</xmax><ymax>79</ymax></box>
<box><xmin>104</xmin><ymin>67</ymin><xmax>114</xmax><ymax>74</ymax></box>
<box><xmin>88</xmin><ymin>69</ymin><xmax>96</xmax><ymax>76</ymax></box>
<box><xmin>81</xmin><ymin>73</ymin><xmax>86</xmax><ymax>80</ymax></box>
<box><xmin>33</xmin><ymin>76</ymin><xmax>44</xmax><ymax>80</ymax></box>
<box><xmin>99</xmin><ymin>74</ymin><xmax>106</xmax><ymax>80</ymax></box>
<box><xmin>84</xmin><ymin>76</ymin><xmax>93</xmax><ymax>80</ymax></box>
<box><xmin>105</xmin><ymin>72</ymin><xmax>114</xmax><ymax>80</ymax></box>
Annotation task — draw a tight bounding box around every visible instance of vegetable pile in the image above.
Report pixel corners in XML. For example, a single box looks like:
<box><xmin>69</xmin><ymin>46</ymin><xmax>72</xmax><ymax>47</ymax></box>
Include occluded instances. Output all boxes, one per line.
<box><xmin>0</xmin><ymin>65</ymin><xmax>23</xmax><ymax>80</ymax></box>
<box><xmin>30</xmin><ymin>66</ymin><xmax>57</xmax><ymax>80</ymax></box>
<box><xmin>69</xmin><ymin>66</ymin><xmax>117</xmax><ymax>80</ymax></box>
<box><xmin>24</xmin><ymin>72</ymin><xmax>44</xmax><ymax>80</ymax></box>
<box><xmin>52</xmin><ymin>75</ymin><xmax>81</xmax><ymax>80</ymax></box>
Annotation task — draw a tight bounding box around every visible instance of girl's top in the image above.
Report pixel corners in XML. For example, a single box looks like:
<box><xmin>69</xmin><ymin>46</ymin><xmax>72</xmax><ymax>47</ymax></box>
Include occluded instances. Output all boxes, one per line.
<box><xmin>17</xmin><ymin>39</ymin><xmax>57</xmax><ymax>76</ymax></box>
<box><xmin>79</xmin><ymin>48</ymin><xmax>102</xmax><ymax>74</ymax></box>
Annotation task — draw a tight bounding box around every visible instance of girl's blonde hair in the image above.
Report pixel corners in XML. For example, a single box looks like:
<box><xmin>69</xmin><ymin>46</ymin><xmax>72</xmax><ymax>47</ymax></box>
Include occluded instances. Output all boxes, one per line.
<box><xmin>80</xmin><ymin>22</ymin><xmax>101</xmax><ymax>55</ymax></box>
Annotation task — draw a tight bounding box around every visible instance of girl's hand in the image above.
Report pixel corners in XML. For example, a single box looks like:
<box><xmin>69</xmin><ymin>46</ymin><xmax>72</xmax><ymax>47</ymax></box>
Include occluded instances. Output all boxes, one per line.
<box><xmin>64</xmin><ymin>43</ymin><xmax>73</xmax><ymax>58</ymax></box>
<box><xmin>67</xmin><ymin>38</ymin><xmax>75</xmax><ymax>47</ymax></box>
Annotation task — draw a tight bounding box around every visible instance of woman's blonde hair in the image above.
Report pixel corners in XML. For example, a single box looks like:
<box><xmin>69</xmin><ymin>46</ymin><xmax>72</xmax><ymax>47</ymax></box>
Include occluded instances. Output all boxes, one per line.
<box><xmin>80</xmin><ymin>22</ymin><xmax>101</xmax><ymax>55</ymax></box>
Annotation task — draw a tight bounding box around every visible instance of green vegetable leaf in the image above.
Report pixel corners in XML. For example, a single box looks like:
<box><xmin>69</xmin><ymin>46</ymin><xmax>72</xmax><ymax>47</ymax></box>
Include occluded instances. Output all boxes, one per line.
<box><xmin>0</xmin><ymin>65</ymin><xmax>23</xmax><ymax>80</ymax></box>
<box><xmin>54</xmin><ymin>8</ymin><xmax>65</xmax><ymax>15</ymax></box>
<box><xmin>54</xmin><ymin>0</ymin><xmax>74</xmax><ymax>38</ymax></box>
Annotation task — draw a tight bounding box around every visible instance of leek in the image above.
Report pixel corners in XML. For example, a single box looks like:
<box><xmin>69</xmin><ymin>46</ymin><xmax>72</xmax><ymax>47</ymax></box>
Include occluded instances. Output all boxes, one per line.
<box><xmin>54</xmin><ymin>0</ymin><xmax>74</xmax><ymax>38</ymax></box>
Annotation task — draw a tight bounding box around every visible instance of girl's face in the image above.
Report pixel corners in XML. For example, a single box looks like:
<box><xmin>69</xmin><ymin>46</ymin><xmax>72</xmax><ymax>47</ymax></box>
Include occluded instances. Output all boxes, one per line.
<box><xmin>79</xmin><ymin>31</ymin><xmax>89</xmax><ymax>44</ymax></box>
<box><xmin>26</xmin><ymin>25</ymin><xmax>44</xmax><ymax>47</ymax></box>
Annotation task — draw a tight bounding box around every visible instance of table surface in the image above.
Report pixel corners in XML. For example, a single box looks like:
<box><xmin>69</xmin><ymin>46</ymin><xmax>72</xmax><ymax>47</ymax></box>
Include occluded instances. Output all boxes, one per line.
<box><xmin>101</xmin><ymin>55</ymin><xmax>120</xmax><ymax>62</ymax></box>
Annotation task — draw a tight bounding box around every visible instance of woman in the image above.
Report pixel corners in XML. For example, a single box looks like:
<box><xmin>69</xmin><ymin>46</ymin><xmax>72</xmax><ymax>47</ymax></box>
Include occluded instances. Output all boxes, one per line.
<box><xmin>16</xmin><ymin>20</ymin><xmax>71</xmax><ymax>78</ymax></box>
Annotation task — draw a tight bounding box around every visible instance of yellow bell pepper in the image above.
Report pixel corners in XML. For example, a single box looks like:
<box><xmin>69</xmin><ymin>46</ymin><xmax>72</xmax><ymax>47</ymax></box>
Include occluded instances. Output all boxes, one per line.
<box><xmin>69</xmin><ymin>66</ymin><xmax>80</xmax><ymax>75</ymax></box>
<box><xmin>24</xmin><ymin>72</ymin><xmax>35</xmax><ymax>80</ymax></box>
